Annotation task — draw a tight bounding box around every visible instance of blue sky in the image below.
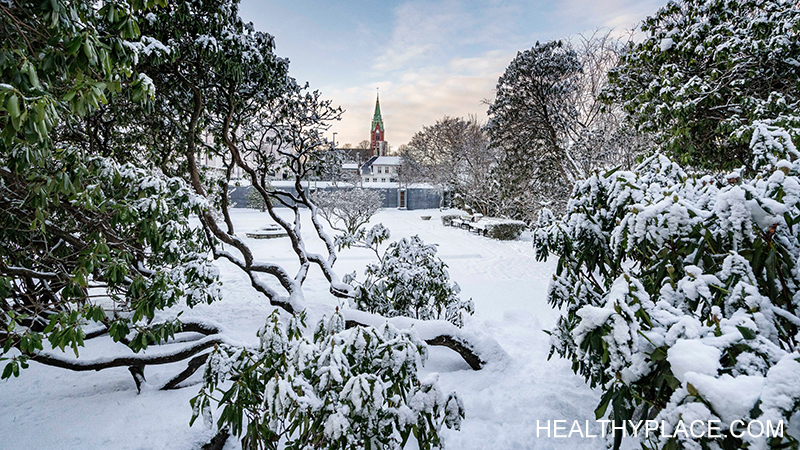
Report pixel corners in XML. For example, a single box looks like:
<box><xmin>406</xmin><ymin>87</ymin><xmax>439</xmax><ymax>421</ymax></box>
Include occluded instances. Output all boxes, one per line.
<box><xmin>239</xmin><ymin>0</ymin><xmax>664</xmax><ymax>148</ymax></box>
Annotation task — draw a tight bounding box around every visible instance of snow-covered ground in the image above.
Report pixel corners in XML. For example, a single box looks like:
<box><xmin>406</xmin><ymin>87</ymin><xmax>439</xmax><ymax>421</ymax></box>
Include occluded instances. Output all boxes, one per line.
<box><xmin>0</xmin><ymin>208</ymin><xmax>614</xmax><ymax>450</ymax></box>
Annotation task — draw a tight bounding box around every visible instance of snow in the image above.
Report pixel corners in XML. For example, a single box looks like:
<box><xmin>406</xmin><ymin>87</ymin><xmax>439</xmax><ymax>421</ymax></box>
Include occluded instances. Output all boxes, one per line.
<box><xmin>667</xmin><ymin>339</ymin><xmax>721</xmax><ymax>382</ymax></box>
<box><xmin>1</xmin><ymin>208</ymin><xmax>616</xmax><ymax>449</ymax></box>
<box><xmin>683</xmin><ymin>373</ymin><xmax>764</xmax><ymax>425</ymax></box>
<box><xmin>371</xmin><ymin>156</ymin><xmax>403</xmax><ymax>166</ymax></box>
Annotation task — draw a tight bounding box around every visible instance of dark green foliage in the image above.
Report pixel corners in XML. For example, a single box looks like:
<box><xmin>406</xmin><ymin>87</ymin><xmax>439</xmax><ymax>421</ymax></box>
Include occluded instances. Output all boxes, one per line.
<box><xmin>535</xmin><ymin>140</ymin><xmax>800</xmax><ymax>448</ymax></box>
<box><xmin>601</xmin><ymin>0</ymin><xmax>800</xmax><ymax>171</ymax></box>
<box><xmin>0</xmin><ymin>0</ymin><xmax>221</xmax><ymax>378</ymax></box>
<box><xmin>485</xmin><ymin>41</ymin><xmax>582</xmax><ymax>220</ymax></box>
<box><xmin>440</xmin><ymin>214</ymin><xmax>462</xmax><ymax>227</ymax></box>
<box><xmin>486</xmin><ymin>222</ymin><xmax>527</xmax><ymax>240</ymax></box>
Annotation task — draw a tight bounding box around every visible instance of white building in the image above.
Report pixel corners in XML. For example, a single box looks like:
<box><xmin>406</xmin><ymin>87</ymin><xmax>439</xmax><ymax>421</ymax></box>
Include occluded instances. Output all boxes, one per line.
<box><xmin>361</xmin><ymin>156</ymin><xmax>402</xmax><ymax>184</ymax></box>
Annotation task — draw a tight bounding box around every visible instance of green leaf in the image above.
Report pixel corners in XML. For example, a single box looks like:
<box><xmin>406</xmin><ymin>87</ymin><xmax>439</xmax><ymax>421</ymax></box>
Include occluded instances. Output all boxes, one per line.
<box><xmin>2</xmin><ymin>362</ymin><xmax>15</xmax><ymax>379</ymax></box>
<box><xmin>595</xmin><ymin>388</ymin><xmax>613</xmax><ymax>419</ymax></box>
<box><xmin>6</xmin><ymin>93</ymin><xmax>20</xmax><ymax>118</ymax></box>
<box><xmin>736</xmin><ymin>326</ymin><xmax>756</xmax><ymax>340</ymax></box>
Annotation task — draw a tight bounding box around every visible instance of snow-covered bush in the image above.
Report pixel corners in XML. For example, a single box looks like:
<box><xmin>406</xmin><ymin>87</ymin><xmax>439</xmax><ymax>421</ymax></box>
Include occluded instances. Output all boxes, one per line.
<box><xmin>440</xmin><ymin>214</ymin><xmax>461</xmax><ymax>227</ymax></box>
<box><xmin>486</xmin><ymin>222</ymin><xmax>527</xmax><ymax>241</ymax></box>
<box><xmin>246</xmin><ymin>187</ymin><xmax>267</xmax><ymax>211</ymax></box>
<box><xmin>601</xmin><ymin>0</ymin><xmax>800</xmax><ymax>171</ymax></box>
<box><xmin>192</xmin><ymin>310</ymin><xmax>464</xmax><ymax>450</ymax></box>
<box><xmin>534</xmin><ymin>124</ymin><xmax>800</xmax><ymax>449</ymax></box>
<box><xmin>342</xmin><ymin>225</ymin><xmax>474</xmax><ymax>328</ymax></box>
<box><xmin>0</xmin><ymin>150</ymin><xmax>221</xmax><ymax>379</ymax></box>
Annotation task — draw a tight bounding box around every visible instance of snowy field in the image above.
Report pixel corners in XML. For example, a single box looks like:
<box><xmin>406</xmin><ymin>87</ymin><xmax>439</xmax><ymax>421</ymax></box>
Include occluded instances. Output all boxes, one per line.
<box><xmin>0</xmin><ymin>208</ymin><xmax>617</xmax><ymax>450</ymax></box>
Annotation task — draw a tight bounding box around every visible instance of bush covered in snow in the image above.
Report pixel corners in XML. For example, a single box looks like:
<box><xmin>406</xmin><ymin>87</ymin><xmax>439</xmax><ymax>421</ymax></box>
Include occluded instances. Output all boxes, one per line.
<box><xmin>342</xmin><ymin>225</ymin><xmax>474</xmax><ymax>328</ymax></box>
<box><xmin>486</xmin><ymin>221</ymin><xmax>527</xmax><ymax>241</ymax></box>
<box><xmin>192</xmin><ymin>310</ymin><xmax>464</xmax><ymax>450</ymax></box>
<box><xmin>534</xmin><ymin>124</ymin><xmax>800</xmax><ymax>449</ymax></box>
<box><xmin>601</xmin><ymin>0</ymin><xmax>800</xmax><ymax>171</ymax></box>
<box><xmin>440</xmin><ymin>214</ymin><xmax>462</xmax><ymax>227</ymax></box>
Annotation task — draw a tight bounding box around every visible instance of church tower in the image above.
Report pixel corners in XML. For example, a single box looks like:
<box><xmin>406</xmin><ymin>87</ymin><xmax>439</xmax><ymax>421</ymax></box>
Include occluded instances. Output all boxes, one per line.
<box><xmin>370</xmin><ymin>91</ymin><xmax>385</xmax><ymax>157</ymax></box>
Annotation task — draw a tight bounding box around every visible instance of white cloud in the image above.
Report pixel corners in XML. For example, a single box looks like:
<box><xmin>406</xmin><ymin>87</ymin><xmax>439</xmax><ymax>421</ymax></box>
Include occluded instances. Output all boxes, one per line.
<box><xmin>551</xmin><ymin>0</ymin><xmax>663</xmax><ymax>32</ymax></box>
<box><xmin>324</xmin><ymin>0</ymin><xmax>662</xmax><ymax>148</ymax></box>
<box><xmin>327</xmin><ymin>50</ymin><xmax>510</xmax><ymax>148</ymax></box>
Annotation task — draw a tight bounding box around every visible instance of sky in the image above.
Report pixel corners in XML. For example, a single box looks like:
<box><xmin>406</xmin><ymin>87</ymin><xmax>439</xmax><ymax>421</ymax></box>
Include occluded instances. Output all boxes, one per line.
<box><xmin>238</xmin><ymin>0</ymin><xmax>664</xmax><ymax>149</ymax></box>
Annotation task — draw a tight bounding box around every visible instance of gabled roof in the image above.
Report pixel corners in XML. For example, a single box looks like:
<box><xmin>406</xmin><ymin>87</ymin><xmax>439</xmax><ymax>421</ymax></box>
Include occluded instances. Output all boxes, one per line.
<box><xmin>372</xmin><ymin>156</ymin><xmax>402</xmax><ymax>166</ymax></box>
<box><xmin>371</xmin><ymin>93</ymin><xmax>384</xmax><ymax>132</ymax></box>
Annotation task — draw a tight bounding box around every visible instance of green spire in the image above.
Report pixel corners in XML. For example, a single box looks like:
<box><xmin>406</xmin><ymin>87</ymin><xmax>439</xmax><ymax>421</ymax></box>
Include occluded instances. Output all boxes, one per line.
<box><xmin>371</xmin><ymin>92</ymin><xmax>384</xmax><ymax>132</ymax></box>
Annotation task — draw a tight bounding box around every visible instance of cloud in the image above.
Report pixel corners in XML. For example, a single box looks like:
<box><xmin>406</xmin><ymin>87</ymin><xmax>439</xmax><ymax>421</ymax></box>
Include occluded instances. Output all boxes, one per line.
<box><xmin>329</xmin><ymin>0</ymin><xmax>531</xmax><ymax>147</ymax></box>
<box><xmin>371</xmin><ymin>0</ymin><xmax>471</xmax><ymax>73</ymax></box>
<box><xmin>327</xmin><ymin>49</ymin><xmax>511</xmax><ymax>148</ymax></box>
<box><xmin>324</xmin><ymin>0</ymin><xmax>663</xmax><ymax>148</ymax></box>
<box><xmin>550</xmin><ymin>0</ymin><xmax>663</xmax><ymax>32</ymax></box>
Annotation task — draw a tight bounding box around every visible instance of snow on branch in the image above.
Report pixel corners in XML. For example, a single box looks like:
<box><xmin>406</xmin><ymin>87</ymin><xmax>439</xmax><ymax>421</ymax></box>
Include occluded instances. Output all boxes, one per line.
<box><xmin>30</xmin><ymin>334</ymin><xmax>240</xmax><ymax>372</ymax></box>
<box><xmin>341</xmin><ymin>309</ymin><xmax>507</xmax><ymax>370</ymax></box>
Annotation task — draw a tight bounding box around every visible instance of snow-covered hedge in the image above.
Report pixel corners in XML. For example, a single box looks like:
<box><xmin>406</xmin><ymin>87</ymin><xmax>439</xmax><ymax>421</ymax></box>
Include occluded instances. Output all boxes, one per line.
<box><xmin>192</xmin><ymin>310</ymin><xmax>464</xmax><ymax>450</ymax></box>
<box><xmin>485</xmin><ymin>220</ymin><xmax>527</xmax><ymax>241</ymax></box>
<box><xmin>440</xmin><ymin>214</ymin><xmax>462</xmax><ymax>227</ymax></box>
<box><xmin>534</xmin><ymin>124</ymin><xmax>800</xmax><ymax>449</ymax></box>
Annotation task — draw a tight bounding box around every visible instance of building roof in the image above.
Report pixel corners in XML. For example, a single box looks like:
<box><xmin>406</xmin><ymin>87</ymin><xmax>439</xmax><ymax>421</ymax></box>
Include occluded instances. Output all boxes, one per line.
<box><xmin>371</xmin><ymin>93</ymin><xmax>384</xmax><ymax>132</ymax></box>
<box><xmin>372</xmin><ymin>156</ymin><xmax>402</xmax><ymax>166</ymax></box>
<box><xmin>342</xmin><ymin>163</ymin><xmax>359</xmax><ymax>170</ymax></box>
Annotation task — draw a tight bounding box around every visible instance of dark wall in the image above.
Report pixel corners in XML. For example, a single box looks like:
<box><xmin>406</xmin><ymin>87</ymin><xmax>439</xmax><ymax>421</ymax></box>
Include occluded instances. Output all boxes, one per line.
<box><xmin>229</xmin><ymin>185</ymin><xmax>444</xmax><ymax>210</ymax></box>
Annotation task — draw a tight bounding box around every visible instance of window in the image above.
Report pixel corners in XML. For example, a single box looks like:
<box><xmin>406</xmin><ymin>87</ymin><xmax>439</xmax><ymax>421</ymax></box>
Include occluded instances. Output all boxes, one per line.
<box><xmin>377</xmin><ymin>167</ymin><xmax>382</xmax><ymax>174</ymax></box>
<box><xmin>381</xmin><ymin>178</ymin><xmax>386</xmax><ymax>183</ymax></box>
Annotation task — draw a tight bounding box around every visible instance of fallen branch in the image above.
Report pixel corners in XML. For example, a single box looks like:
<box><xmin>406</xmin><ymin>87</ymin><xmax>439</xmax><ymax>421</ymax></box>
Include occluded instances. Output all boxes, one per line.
<box><xmin>342</xmin><ymin>309</ymin><xmax>507</xmax><ymax>370</ymax></box>
<box><xmin>30</xmin><ymin>334</ymin><xmax>234</xmax><ymax>372</ymax></box>
<box><xmin>161</xmin><ymin>352</ymin><xmax>210</xmax><ymax>390</ymax></box>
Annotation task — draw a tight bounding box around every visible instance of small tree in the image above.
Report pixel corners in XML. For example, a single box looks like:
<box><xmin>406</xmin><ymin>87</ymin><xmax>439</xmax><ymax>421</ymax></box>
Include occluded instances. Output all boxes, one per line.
<box><xmin>246</xmin><ymin>187</ymin><xmax>268</xmax><ymax>211</ymax></box>
<box><xmin>342</xmin><ymin>226</ymin><xmax>474</xmax><ymax>327</ymax></box>
<box><xmin>313</xmin><ymin>188</ymin><xmax>383</xmax><ymax>235</ymax></box>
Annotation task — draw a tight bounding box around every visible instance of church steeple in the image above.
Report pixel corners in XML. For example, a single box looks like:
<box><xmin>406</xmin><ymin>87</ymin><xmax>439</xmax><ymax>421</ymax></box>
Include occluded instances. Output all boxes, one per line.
<box><xmin>371</xmin><ymin>93</ymin><xmax>384</xmax><ymax>133</ymax></box>
<box><xmin>369</xmin><ymin>90</ymin><xmax>385</xmax><ymax>157</ymax></box>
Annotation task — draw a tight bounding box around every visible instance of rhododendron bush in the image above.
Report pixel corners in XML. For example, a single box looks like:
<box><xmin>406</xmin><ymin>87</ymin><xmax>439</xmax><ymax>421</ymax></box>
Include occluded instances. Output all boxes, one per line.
<box><xmin>534</xmin><ymin>123</ymin><xmax>800</xmax><ymax>449</ymax></box>
<box><xmin>192</xmin><ymin>310</ymin><xmax>464</xmax><ymax>450</ymax></box>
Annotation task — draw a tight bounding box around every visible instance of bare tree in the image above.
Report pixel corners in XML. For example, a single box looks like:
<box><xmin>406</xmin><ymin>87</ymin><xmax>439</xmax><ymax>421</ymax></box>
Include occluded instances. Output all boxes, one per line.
<box><xmin>568</xmin><ymin>28</ymin><xmax>644</xmax><ymax>174</ymax></box>
<box><xmin>353</xmin><ymin>140</ymin><xmax>373</xmax><ymax>162</ymax></box>
<box><xmin>313</xmin><ymin>188</ymin><xmax>384</xmax><ymax>235</ymax></box>
<box><xmin>400</xmin><ymin>116</ymin><xmax>496</xmax><ymax>213</ymax></box>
